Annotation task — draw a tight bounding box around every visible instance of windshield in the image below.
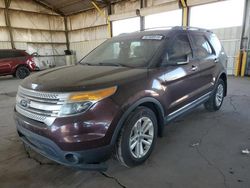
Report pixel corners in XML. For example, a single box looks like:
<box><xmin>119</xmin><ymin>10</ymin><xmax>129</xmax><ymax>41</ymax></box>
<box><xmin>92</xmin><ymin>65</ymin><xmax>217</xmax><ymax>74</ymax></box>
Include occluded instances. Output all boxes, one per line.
<box><xmin>80</xmin><ymin>36</ymin><xmax>164</xmax><ymax>68</ymax></box>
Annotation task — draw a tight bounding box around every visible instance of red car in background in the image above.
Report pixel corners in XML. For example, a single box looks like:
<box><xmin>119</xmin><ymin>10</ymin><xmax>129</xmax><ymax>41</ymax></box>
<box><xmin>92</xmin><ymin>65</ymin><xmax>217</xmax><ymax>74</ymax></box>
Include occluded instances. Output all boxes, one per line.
<box><xmin>0</xmin><ymin>49</ymin><xmax>36</xmax><ymax>79</ymax></box>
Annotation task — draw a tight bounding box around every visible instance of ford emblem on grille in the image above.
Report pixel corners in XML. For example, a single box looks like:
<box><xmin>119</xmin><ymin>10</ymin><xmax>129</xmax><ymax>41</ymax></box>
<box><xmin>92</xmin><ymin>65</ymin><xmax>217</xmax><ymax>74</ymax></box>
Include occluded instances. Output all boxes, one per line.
<box><xmin>20</xmin><ymin>99</ymin><xmax>30</xmax><ymax>108</ymax></box>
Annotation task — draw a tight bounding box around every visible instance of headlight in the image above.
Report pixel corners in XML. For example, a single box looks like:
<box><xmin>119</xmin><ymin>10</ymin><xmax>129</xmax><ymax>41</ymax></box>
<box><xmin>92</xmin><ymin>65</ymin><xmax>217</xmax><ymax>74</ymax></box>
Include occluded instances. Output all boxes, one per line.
<box><xmin>59</xmin><ymin>101</ymin><xmax>93</xmax><ymax>116</ymax></box>
<box><xmin>59</xmin><ymin>86</ymin><xmax>117</xmax><ymax>116</ymax></box>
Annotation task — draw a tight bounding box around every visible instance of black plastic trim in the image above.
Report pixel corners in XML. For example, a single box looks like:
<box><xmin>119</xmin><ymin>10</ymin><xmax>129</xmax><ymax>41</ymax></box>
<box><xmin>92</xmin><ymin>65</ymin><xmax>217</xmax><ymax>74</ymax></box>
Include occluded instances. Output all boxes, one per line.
<box><xmin>110</xmin><ymin>97</ymin><xmax>165</xmax><ymax>145</ymax></box>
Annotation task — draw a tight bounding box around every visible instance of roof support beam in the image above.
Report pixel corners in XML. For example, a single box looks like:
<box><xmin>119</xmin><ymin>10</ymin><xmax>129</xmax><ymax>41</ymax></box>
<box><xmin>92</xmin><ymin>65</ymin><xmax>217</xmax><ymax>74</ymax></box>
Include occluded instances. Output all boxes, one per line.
<box><xmin>32</xmin><ymin>0</ymin><xmax>64</xmax><ymax>16</ymax></box>
<box><xmin>4</xmin><ymin>0</ymin><xmax>15</xmax><ymax>49</ymax></box>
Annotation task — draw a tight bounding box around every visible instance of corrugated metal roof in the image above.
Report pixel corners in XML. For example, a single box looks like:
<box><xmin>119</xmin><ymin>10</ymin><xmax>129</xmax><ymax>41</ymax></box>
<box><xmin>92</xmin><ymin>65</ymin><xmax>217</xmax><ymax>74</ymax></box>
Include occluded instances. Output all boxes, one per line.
<box><xmin>34</xmin><ymin>0</ymin><xmax>113</xmax><ymax>16</ymax></box>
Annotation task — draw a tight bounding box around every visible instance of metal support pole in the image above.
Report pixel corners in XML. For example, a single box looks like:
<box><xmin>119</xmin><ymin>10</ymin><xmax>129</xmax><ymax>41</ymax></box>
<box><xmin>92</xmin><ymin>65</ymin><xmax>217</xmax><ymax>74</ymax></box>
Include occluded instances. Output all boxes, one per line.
<box><xmin>64</xmin><ymin>17</ymin><xmax>70</xmax><ymax>51</ymax></box>
<box><xmin>140</xmin><ymin>0</ymin><xmax>145</xmax><ymax>31</ymax></box>
<box><xmin>91</xmin><ymin>1</ymin><xmax>112</xmax><ymax>38</ymax></box>
<box><xmin>236</xmin><ymin>0</ymin><xmax>249</xmax><ymax>76</ymax></box>
<box><xmin>180</xmin><ymin>0</ymin><xmax>189</xmax><ymax>27</ymax></box>
<box><xmin>107</xmin><ymin>2</ymin><xmax>113</xmax><ymax>37</ymax></box>
<box><xmin>4</xmin><ymin>0</ymin><xmax>15</xmax><ymax>49</ymax></box>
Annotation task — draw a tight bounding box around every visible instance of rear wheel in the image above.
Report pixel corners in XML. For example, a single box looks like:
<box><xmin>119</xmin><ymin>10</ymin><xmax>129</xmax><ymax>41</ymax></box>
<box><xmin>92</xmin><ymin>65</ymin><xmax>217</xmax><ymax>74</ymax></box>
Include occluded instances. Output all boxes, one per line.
<box><xmin>116</xmin><ymin>106</ymin><xmax>158</xmax><ymax>167</ymax></box>
<box><xmin>204</xmin><ymin>79</ymin><xmax>225</xmax><ymax>111</ymax></box>
<box><xmin>15</xmin><ymin>66</ymin><xmax>30</xmax><ymax>79</ymax></box>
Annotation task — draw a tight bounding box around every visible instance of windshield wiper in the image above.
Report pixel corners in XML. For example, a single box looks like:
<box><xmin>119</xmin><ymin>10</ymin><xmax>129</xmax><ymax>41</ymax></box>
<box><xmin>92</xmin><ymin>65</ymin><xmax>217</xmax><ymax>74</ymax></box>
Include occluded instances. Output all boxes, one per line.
<box><xmin>97</xmin><ymin>62</ymin><xmax>123</xmax><ymax>67</ymax></box>
<box><xmin>80</xmin><ymin>62</ymin><xmax>95</xmax><ymax>66</ymax></box>
<box><xmin>98</xmin><ymin>62</ymin><xmax>134</xmax><ymax>68</ymax></box>
<box><xmin>80</xmin><ymin>62</ymin><xmax>132</xmax><ymax>68</ymax></box>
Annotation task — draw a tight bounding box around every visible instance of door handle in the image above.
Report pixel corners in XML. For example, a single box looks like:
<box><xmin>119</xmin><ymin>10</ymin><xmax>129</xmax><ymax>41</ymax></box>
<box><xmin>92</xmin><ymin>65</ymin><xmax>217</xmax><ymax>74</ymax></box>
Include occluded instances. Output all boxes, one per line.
<box><xmin>214</xmin><ymin>58</ymin><xmax>219</xmax><ymax>63</ymax></box>
<box><xmin>191</xmin><ymin>65</ymin><xmax>198</xmax><ymax>71</ymax></box>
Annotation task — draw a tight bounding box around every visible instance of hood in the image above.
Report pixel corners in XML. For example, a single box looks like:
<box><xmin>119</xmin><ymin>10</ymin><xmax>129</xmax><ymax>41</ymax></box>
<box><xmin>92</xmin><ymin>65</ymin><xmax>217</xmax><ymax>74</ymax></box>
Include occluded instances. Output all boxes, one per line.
<box><xmin>21</xmin><ymin>65</ymin><xmax>148</xmax><ymax>92</ymax></box>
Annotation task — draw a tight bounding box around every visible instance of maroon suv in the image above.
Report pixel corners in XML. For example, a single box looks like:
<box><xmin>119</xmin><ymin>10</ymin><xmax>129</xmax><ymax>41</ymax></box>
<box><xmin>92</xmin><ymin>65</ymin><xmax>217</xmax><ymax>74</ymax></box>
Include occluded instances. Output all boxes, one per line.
<box><xmin>0</xmin><ymin>49</ymin><xmax>36</xmax><ymax>79</ymax></box>
<box><xmin>14</xmin><ymin>27</ymin><xmax>227</xmax><ymax>170</ymax></box>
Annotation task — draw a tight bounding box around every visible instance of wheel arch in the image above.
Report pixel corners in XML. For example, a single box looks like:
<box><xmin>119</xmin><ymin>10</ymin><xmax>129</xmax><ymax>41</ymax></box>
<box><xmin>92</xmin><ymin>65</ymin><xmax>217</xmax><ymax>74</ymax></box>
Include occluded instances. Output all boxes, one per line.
<box><xmin>13</xmin><ymin>63</ymin><xmax>30</xmax><ymax>73</ymax></box>
<box><xmin>218</xmin><ymin>72</ymin><xmax>227</xmax><ymax>96</ymax></box>
<box><xmin>110</xmin><ymin>97</ymin><xmax>165</xmax><ymax>145</ymax></box>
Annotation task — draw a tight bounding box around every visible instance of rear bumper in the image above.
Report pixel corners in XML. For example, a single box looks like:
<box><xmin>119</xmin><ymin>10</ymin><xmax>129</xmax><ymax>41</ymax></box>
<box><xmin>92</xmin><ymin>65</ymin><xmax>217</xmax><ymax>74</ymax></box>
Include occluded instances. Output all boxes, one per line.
<box><xmin>15</xmin><ymin>113</ymin><xmax>114</xmax><ymax>171</ymax></box>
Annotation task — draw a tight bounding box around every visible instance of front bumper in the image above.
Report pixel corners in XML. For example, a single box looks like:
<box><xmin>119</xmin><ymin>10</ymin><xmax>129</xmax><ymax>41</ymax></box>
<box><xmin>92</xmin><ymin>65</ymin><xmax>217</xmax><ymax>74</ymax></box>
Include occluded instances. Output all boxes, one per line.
<box><xmin>15</xmin><ymin>112</ymin><xmax>114</xmax><ymax>171</ymax></box>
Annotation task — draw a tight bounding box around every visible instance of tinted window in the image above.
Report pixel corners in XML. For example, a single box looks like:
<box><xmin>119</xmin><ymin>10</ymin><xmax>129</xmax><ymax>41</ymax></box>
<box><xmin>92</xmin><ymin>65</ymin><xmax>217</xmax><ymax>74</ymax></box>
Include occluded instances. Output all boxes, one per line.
<box><xmin>167</xmin><ymin>34</ymin><xmax>192</xmax><ymax>62</ymax></box>
<box><xmin>0</xmin><ymin>50</ymin><xmax>26</xmax><ymax>59</ymax></box>
<box><xmin>192</xmin><ymin>35</ymin><xmax>213</xmax><ymax>58</ymax></box>
<box><xmin>209</xmin><ymin>34</ymin><xmax>222</xmax><ymax>55</ymax></box>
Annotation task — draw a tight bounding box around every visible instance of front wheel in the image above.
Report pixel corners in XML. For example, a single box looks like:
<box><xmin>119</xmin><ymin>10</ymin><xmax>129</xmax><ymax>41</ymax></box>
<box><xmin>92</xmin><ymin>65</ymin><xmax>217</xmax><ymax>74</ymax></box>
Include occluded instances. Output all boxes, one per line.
<box><xmin>204</xmin><ymin>79</ymin><xmax>225</xmax><ymax>111</ymax></box>
<box><xmin>116</xmin><ymin>106</ymin><xmax>158</xmax><ymax>167</ymax></box>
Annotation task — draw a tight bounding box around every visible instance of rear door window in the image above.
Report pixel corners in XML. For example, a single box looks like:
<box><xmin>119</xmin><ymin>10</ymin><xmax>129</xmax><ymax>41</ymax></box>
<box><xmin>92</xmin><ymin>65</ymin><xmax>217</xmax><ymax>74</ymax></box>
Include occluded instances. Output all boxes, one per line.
<box><xmin>0</xmin><ymin>50</ymin><xmax>26</xmax><ymax>59</ymax></box>
<box><xmin>191</xmin><ymin>34</ymin><xmax>214</xmax><ymax>58</ymax></box>
<box><xmin>11</xmin><ymin>51</ymin><xmax>26</xmax><ymax>58</ymax></box>
<box><xmin>167</xmin><ymin>33</ymin><xmax>192</xmax><ymax>62</ymax></box>
<box><xmin>0</xmin><ymin>51</ymin><xmax>11</xmax><ymax>59</ymax></box>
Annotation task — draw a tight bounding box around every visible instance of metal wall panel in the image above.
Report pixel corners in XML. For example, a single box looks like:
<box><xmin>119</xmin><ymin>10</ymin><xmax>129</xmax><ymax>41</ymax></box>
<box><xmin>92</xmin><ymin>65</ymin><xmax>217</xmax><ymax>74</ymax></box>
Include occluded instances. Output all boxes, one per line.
<box><xmin>9</xmin><ymin>10</ymin><xmax>64</xmax><ymax>30</ymax></box>
<box><xmin>0</xmin><ymin>42</ymin><xmax>11</xmax><ymax>49</ymax></box>
<box><xmin>14</xmin><ymin>42</ymin><xmax>28</xmax><ymax>50</ymax></box>
<box><xmin>12</xmin><ymin>29</ymin><xmax>66</xmax><ymax>43</ymax></box>
<box><xmin>109</xmin><ymin>11</ymin><xmax>138</xmax><ymax>21</ymax></box>
<box><xmin>68</xmin><ymin>9</ymin><xmax>107</xmax><ymax>30</ymax></box>
<box><xmin>0</xmin><ymin>1</ymin><xmax>4</xmax><ymax>8</ymax></box>
<box><xmin>69</xmin><ymin>26</ymin><xmax>108</xmax><ymax>43</ymax></box>
<box><xmin>147</xmin><ymin>0</ymin><xmax>178</xmax><ymax>7</ymax></box>
<box><xmin>113</xmin><ymin>0</ymin><xmax>140</xmax><ymax>14</ymax></box>
<box><xmin>0</xmin><ymin>28</ymin><xmax>10</xmax><ymax>41</ymax></box>
<box><xmin>0</xmin><ymin>10</ymin><xmax>6</xmax><ymax>26</ymax></box>
<box><xmin>187</xmin><ymin>0</ymin><xmax>219</xmax><ymax>6</ymax></box>
<box><xmin>70</xmin><ymin>39</ymin><xmax>106</xmax><ymax>61</ymax></box>
<box><xmin>27</xmin><ymin>43</ymin><xmax>66</xmax><ymax>55</ymax></box>
<box><xmin>67</xmin><ymin>9</ymin><xmax>109</xmax><ymax>60</ymax></box>
<box><xmin>212</xmin><ymin>26</ymin><xmax>242</xmax><ymax>75</ymax></box>
<box><xmin>0</xmin><ymin>0</ymin><xmax>66</xmax><ymax>56</ymax></box>
<box><xmin>140</xmin><ymin>1</ymin><xmax>180</xmax><ymax>16</ymax></box>
<box><xmin>10</xmin><ymin>0</ymin><xmax>58</xmax><ymax>15</ymax></box>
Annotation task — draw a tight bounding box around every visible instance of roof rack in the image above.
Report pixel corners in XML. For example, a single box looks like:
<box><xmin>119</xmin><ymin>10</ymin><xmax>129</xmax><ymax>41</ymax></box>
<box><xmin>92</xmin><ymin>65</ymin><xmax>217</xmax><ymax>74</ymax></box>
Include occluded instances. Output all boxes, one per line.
<box><xmin>140</xmin><ymin>26</ymin><xmax>212</xmax><ymax>33</ymax></box>
<box><xmin>117</xmin><ymin>26</ymin><xmax>212</xmax><ymax>36</ymax></box>
<box><xmin>142</xmin><ymin>26</ymin><xmax>174</xmax><ymax>31</ymax></box>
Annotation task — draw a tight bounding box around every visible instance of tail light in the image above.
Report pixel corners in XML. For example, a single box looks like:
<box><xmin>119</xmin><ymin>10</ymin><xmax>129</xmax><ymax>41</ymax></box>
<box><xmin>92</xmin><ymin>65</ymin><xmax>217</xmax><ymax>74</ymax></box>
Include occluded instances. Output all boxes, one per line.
<box><xmin>27</xmin><ymin>57</ymin><xmax>36</xmax><ymax>70</ymax></box>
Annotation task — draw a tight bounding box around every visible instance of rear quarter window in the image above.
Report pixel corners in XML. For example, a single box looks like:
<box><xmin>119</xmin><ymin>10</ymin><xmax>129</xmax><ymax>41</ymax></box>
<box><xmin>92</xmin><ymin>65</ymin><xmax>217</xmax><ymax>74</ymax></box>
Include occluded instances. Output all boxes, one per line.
<box><xmin>191</xmin><ymin>34</ymin><xmax>213</xmax><ymax>58</ymax></box>
<box><xmin>209</xmin><ymin>34</ymin><xmax>222</xmax><ymax>55</ymax></box>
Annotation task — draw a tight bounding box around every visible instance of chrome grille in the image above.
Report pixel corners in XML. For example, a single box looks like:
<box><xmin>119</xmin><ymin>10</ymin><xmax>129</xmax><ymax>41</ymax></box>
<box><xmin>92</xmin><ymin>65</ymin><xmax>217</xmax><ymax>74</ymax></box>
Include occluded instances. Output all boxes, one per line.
<box><xmin>16</xmin><ymin>86</ymin><xmax>69</xmax><ymax>126</ymax></box>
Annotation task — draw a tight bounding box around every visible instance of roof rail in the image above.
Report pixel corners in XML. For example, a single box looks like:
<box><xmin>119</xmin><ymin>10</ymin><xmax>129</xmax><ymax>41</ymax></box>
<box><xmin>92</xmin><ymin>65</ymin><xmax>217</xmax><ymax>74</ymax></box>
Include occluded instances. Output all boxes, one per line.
<box><xmin>139</xmin><ymin>26</ymin><xmax>212</xmax><ymax>33</ymax></box>
<box><xmin>141</xmin><ymin>26</ymin><xmax>175</xmax><ymax>31</ymax></box>
<box><xmin>117</xmin><ymin>26</ymin><xmax>212</xmax><ymax>36</ymax></box>
<box><xmin>172</xmin><ymin>26</ymin><xmax>212</xmax><ymax>33</ymax></box>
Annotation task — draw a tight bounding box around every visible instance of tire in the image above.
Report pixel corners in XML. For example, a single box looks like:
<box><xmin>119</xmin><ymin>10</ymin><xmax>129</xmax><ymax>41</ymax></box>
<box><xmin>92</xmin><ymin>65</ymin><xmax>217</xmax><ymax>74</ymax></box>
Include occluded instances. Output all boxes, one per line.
<box><xmin>15</xmin><ymin>66</ymin><xmax>30</xmax><ymax>79</ymax></box>
<box><xmin>204</xmin><ymin>79</ymin><xmax>225</xmax><ymax>112</ymax></box>
<box><xmin>116</xmin><ymin>106</ymin><xmax>158</xmax><ymax>167</ymax></box>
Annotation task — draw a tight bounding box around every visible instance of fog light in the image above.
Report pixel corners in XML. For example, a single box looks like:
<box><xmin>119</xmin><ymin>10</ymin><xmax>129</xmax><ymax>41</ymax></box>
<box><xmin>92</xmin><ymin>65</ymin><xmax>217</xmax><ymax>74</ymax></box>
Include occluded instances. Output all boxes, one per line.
<box><xmin>65</xmin><ymin>153</ymin><xmax>79</xmax><ymax>164</ymax></box>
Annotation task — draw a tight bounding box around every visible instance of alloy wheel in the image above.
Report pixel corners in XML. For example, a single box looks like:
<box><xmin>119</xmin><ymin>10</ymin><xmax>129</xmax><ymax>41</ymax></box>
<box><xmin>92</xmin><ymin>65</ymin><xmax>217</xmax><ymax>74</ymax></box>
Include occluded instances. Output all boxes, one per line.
<box><xmin>129</xmin><ymin>117</ymin><xmax>154</xmax><ymax>159</ymax></box>
<box><xmin>215</xmin><ymin>84</ymin><xmax>224</xmax><ymax>107</ymax></box>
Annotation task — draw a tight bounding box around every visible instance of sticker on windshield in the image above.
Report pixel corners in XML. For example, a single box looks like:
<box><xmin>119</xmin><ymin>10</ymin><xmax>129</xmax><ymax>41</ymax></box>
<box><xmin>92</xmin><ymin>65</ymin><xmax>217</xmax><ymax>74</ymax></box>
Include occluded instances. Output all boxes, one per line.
<box><xmin>142</xmin><ymin>35</ymin><xmax>163</xmax><ymax>40</ymax></box>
